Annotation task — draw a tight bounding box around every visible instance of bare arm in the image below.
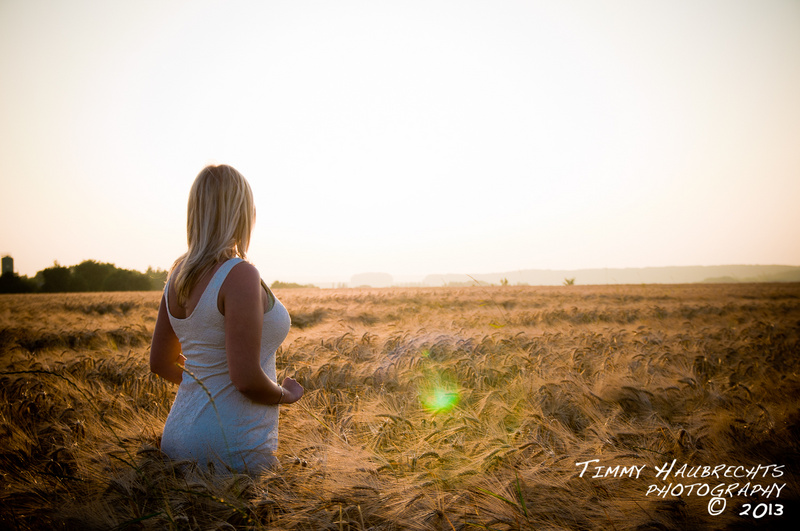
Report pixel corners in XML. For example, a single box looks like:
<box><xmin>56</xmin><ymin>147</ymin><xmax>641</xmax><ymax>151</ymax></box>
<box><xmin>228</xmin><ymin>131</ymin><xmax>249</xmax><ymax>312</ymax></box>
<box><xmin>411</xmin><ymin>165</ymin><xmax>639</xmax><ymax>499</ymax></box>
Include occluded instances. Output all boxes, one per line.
<box><xmin>149</xmin><ymin>293</ymin><xmax>184</xmax><ymax>385</ymax></box>
<box><xmin>222</xmin><ymin>262</ymin><xmax>303</xmax><ymax>405</ymax></box>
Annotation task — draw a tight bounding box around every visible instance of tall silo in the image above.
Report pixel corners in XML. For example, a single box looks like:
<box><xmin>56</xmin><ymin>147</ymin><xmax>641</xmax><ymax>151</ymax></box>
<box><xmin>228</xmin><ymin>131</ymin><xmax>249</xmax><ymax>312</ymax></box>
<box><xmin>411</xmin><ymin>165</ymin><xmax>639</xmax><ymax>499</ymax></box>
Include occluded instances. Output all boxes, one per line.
<box><xmin>1</xmin><ymin>255</ymin><xmax>13</xmax><ymax>276</ymax></box>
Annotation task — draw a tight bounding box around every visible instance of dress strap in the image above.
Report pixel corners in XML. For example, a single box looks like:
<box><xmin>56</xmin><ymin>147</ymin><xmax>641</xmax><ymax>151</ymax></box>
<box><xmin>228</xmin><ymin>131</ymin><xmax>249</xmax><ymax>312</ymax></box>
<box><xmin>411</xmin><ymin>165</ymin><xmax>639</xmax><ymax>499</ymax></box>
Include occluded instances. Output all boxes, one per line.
<box><xmin>207</xmin><ymin>257</ymin><xmax>244</xmax><ymax>294</ymax></box>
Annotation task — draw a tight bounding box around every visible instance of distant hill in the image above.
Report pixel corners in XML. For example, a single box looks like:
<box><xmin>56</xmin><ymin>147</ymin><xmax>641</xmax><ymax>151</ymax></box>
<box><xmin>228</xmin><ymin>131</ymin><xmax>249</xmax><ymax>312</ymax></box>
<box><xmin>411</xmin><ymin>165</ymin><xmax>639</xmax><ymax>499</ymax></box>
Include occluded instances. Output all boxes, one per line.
<box><xmin>423</xmin><ymin>265</ymin><xmax>800</xmax><ymax>287</ymax></box>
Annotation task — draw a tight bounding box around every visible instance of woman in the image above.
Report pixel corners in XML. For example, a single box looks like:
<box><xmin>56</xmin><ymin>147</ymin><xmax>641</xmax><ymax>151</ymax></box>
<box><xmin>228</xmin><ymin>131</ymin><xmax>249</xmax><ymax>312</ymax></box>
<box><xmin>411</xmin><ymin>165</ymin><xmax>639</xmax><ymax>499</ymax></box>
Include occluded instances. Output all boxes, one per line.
<box><xmin>149</xmin><ymin>164</ymin><xmax>303</xmax><ymax>474</ymax></box>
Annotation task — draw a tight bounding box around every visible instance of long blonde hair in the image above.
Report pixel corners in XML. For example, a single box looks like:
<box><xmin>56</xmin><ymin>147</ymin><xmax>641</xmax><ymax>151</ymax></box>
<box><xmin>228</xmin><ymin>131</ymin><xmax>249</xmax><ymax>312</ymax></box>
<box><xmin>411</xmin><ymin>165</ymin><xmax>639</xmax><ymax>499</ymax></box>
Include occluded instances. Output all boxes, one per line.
<box><xmin>170</xmin><ymin>164</ymin><xmax>255</xmax><ymax>305</ymax></box>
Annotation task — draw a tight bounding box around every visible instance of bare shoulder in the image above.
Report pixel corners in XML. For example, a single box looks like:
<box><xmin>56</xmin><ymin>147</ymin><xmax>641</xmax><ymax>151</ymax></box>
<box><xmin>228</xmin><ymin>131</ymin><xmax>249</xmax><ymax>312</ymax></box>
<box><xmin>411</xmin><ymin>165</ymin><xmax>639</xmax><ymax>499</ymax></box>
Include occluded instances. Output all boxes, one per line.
<box><xmin>226</xmin><ymin>261</ymin><xmax>261</xmax><ymax>288</ymax></box>
<box><xmin>219</xmin><ymin>261</ymin><xmax>262</xmax><ymax>314</ymax></box>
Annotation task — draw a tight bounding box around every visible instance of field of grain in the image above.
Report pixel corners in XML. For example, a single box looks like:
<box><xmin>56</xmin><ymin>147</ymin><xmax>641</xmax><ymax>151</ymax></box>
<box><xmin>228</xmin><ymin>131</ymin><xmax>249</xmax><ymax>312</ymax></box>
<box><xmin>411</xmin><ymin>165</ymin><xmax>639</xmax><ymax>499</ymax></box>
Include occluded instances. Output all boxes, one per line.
<box><xmin>1</xmin><ymin>283</ymin><xmax>798</xmax><ymax>530</ymax></box>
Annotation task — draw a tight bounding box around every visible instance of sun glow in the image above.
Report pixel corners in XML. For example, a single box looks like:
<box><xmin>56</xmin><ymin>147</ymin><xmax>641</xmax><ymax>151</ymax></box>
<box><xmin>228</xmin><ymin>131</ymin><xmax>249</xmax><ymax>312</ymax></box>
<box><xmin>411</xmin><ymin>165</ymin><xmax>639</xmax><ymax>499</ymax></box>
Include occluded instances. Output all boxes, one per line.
<box><xmin>421</xmin><ymin>387</ymin><xmax>460</xmax><ymax>414</ymax></box>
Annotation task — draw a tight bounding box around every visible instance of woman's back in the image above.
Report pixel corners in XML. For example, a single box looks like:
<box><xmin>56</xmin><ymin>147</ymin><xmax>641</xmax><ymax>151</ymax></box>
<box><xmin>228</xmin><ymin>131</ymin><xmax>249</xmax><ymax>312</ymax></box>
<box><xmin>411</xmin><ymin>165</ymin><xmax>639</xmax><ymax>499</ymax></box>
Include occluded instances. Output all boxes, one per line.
<box><xmin>160</xmin><ymin>258</ymin><xmax>291</xmax><ymax>473</ymax></box>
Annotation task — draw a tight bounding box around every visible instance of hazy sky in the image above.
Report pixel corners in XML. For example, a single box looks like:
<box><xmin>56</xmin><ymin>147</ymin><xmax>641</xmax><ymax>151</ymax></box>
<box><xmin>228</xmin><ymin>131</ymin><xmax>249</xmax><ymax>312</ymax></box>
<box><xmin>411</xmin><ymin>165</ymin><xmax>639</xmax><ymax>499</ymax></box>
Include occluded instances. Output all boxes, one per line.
<box><xmin>2</xmin><ymin>0</ymin><xmax>799</xmax><ymax>283</ymax></box>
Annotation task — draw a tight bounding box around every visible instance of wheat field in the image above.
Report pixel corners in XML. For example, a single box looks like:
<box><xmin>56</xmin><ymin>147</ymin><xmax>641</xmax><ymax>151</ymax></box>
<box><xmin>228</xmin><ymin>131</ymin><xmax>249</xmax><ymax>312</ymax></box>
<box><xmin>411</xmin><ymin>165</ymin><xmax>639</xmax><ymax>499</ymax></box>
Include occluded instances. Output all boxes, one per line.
<box><xmin>1</xmin><ymin>283</ymin><xmax>798</xmax><ymax>530</ymax></box>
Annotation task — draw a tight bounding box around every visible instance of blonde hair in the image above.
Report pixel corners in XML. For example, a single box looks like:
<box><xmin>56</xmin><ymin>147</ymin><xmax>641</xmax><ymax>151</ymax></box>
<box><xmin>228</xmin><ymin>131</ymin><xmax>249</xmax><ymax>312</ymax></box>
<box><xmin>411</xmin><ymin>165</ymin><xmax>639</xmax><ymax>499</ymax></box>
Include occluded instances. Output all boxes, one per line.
<box><xmin>171</xmin><ymin>164</ymin><xmax>255</xmax><ymax>305</ymax></box>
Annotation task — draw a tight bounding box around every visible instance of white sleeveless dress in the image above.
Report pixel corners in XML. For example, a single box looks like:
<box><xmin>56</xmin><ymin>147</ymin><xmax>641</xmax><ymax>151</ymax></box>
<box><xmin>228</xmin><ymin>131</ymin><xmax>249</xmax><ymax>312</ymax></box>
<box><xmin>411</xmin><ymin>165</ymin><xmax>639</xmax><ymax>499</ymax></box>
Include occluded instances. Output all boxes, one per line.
<box><xmin>160</xmin><ymin>258</ymin><xmax>291</xmax><ymax>474</ymax></box>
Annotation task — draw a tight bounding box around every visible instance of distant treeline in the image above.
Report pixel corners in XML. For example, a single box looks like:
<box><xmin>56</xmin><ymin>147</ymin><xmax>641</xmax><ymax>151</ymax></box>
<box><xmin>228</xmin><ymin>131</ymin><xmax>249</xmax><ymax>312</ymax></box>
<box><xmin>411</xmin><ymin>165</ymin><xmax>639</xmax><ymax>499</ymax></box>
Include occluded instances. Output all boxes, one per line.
<box><xmin>270</xmin><ymin>280</ymin><xmax>319</xmax><ymax>289</ymax></box>
<box><xmin>0</xmin><ymin>260</ymin><xmax>168</xmax><ymax>294</ymax></box>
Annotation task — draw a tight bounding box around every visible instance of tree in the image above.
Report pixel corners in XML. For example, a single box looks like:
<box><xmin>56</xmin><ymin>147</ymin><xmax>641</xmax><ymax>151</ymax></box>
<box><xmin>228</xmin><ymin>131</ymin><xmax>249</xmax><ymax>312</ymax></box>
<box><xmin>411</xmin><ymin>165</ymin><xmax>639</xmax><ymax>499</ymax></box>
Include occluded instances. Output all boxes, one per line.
<box><xmin>0</xmin><ymin>272</ymin><xmax>35</xmax><ymax>293</ymax></box>
<box><xmin>103</xmin><ymin>269</ymin><xmax>151</xmax><ymax>291</ymax></box>
<box><xmin>271</xmin><ymin>280</ymin><xmax>318</xmax><ymax>289</ymax></box>
<box><xmin>40</xmin><ymin>263</ymin><xmax>72</xmax><ymax>292</ymax></box>
<box><xmin>146</xmin><ymin>266</ymin><xmax>168</xmax><ymax>290</ymax></box>
<box><xmin>19</xmin><ymin>260</ymin><xmax>167</xmax><ymax>293</ymax></box>
<box><xmin>72</xmin><ymin>260</ymin><xmax>116</xmax><ymax>292</ymax></box>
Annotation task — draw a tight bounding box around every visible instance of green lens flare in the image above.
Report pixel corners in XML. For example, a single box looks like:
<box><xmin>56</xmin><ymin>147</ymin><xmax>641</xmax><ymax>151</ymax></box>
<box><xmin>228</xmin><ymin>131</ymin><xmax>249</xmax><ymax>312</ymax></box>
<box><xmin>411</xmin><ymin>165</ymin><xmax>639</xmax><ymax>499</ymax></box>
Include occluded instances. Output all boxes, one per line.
<box><xmin>422</xmin><ymin>387</ymin><xmax>460</xmax><ymax>414</ymax></box>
